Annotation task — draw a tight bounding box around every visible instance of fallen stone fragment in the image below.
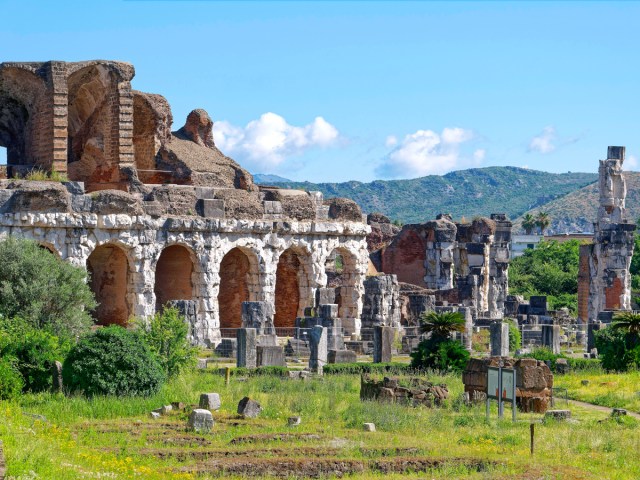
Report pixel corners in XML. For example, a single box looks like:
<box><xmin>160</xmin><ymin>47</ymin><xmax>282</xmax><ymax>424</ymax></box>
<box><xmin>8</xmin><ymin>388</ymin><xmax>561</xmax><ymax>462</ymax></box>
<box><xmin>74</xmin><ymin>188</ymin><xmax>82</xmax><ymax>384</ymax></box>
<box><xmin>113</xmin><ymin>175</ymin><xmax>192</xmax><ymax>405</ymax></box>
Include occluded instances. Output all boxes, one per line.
<box><xmin>199</xmin><ymin>393</ymin><xmax>221</xmax><ymax>411</ymax></box>
<box><xmin>150</xmin><ymin>412</ymin><xmax>161</xmax><ymax>419</ymax></box>
<box><xmin>544</xmin><ymin>410</ymin><xmax>571</xmax><ymax>421</ymax></box>
<box><xmin>188</xmin><ymin>409</ymin><xmax>214</xmax><ymax>432</ymax></box>
<box><xmin>288</xmin><ymin>416</ymin><xmax>301</xmax><ymax>426</ymax></box>
<box><xmin>363</xmin><ymin>423</ymin><xmax>376</xmax><ymax>432</ymax></box>
<box><xmin>237</xmin><ymin>397</ymin><xmax>262</xmax><ymax>418</ymax></box>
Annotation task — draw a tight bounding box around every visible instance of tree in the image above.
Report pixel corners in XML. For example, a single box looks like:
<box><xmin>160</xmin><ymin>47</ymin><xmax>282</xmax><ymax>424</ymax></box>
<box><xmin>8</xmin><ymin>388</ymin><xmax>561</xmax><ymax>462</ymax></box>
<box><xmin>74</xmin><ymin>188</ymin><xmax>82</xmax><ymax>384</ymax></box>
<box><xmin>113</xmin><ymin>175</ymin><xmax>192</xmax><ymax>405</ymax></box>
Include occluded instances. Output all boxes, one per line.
<box><xmin>0</xmin><ymin>237</ymin><xmax>96</xmax><ymax>339</ymax></box>
<box><xmin>418</xmin><ymin>311</ymin><xmax>466</xmax><ymax>339</ymax></box>
<box><xmin>611</xmin><ymin>312</ymin><xmax>640</xmax><ymax>335</ymax></box>
<box><xmin>522</xmin><ymin>213</ymin><xmax>536</xmax><ymax>235</ymax></box>
<box><xmin>410</xmin><ymin>311</ymin><xmax>469</xmax><ymax>372</ymax></box>
<box><xmin>535</xmin><ymin>212</ymin><xmax>551</xmax><ymax>235</ymax></box>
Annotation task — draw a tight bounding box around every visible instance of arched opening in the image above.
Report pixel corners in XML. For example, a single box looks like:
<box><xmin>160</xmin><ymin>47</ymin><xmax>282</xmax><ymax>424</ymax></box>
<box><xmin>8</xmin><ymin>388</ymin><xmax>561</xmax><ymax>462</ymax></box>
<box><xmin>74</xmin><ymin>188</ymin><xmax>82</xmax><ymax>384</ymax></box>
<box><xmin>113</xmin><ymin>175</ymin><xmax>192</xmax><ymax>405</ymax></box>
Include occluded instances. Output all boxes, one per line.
<box><xmin>0</xmin><ymin>67</ymin><xmax>48</xmax><ymax>177</ymax></box>
<box><xmin>325</xmin><ymin>248</ymin><xmax>359</xmax><ymax>319</ymax></box>
<box><xmin>274</xmin><ymin>248</ymin><xmax>312</xmax><ymax>328</ymax></box>
<box><xmin>87</xmin><ymin>244</ymin><xmax>131</xmax><ymax>326</ymax></box>
<box><xmin>38</xmin><ymin>242</ymin><xmax>60</xmax><ymax>258</ymax></box>
<box><xmin>218</xmin><ymin>247</ymin><xmax>260</xmax><ymax>332</ymax></box>
<box><xmin>154</xmin><ymin>245</ymin><xmax>194</xmax><ymax>310</ymax></box>
<box><xmin>67</xmin><ymin>65</ymin><xmax>117</xmax><ymax>190</ymax></box>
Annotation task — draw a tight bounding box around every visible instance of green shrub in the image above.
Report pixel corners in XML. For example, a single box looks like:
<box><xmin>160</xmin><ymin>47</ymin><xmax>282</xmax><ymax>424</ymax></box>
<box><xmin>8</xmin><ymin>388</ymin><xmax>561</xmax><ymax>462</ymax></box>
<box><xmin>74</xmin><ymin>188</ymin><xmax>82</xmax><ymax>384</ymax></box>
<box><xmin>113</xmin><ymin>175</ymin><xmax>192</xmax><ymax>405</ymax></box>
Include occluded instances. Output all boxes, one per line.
<box><xmin>506</xmin><ymin>318</ymin><xmax>521</xmax><ymax>352</ymax></box>
<box><xmin>220</xmin><ymin>366</ymin><xmax>290</xmax><ymax>377</ymax></box>
<box><xmin>518</xmin><ymin>346</ymin><xmax>603</xmax><ymax>373</ymax></box>
<box><xmin>62</xmin><ymin>326</ymin><xmax>165</xmax><ymax>396</ymax></box>
<box><xmin>0</xmin><ymin>357</ymin><xmax>23</xmax><ymax>400</ymax></box>
<box><xmin>136</xmin><ymin>307</ymin><xmax>197</xmax><ymax>378</ymax></box>
<box><xmin>1</xmin><ymin>322</ymin><xmax>69</xmax><ymax>392</ymax></box>
<box><xmin>323</xmin><ymin>362</ymin><xmax>416</xmax><ymax>375</ymax></box>
<box><xmin>595</xmin><ymin>327</ymin><xmax>640</xmax><ymax>372</ymax></box>
<box><xmin>410</xmin><ymin>338</ymin><xmax>470</xmax><ymax>372</ymax></box>
<box><xmin>0</xmin><ymin>237</ymin><xmax>96</xmax><ymax>339</ymax></box>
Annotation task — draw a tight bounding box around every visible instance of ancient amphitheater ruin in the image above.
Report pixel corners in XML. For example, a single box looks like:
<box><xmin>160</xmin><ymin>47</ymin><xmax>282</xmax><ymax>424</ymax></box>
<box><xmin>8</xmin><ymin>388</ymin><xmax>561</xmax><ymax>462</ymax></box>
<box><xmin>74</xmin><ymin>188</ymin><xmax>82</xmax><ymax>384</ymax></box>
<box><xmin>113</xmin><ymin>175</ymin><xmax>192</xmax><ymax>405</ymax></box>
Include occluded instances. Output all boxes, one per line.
<box><xmin>0</xmin><ymin>60</ymin><xmax>370</xmax><ymax>345</ymax></box>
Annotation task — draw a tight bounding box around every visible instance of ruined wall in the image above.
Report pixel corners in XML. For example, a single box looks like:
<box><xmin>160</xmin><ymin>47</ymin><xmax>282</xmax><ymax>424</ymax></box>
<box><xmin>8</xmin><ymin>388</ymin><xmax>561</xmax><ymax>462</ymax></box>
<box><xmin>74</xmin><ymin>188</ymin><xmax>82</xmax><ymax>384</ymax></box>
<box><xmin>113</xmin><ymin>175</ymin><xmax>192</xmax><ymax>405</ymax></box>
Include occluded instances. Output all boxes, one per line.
<box><xmin>587</xmin><ymin>147</ymin><xmax>636</xmax><ymax>324</ymax></box>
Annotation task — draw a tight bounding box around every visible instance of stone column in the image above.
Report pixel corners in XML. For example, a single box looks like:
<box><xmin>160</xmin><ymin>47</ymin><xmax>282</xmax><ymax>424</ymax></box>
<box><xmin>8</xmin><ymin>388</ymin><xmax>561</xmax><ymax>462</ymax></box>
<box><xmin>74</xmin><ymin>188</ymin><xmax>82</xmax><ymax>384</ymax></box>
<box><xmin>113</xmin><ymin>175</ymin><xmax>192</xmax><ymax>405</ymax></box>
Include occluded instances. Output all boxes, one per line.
<box><xmin>373</xmin><ymin>325</ymin><xmax>394</xmax><ymax>363</ymax></box>
<box><xmin>490</xmin><ymin>321</ymin><xmax>509</xmax><ymax>357</ymax></box>
<box><xmin>587</xmin><ymin>321</ymin><xmax>603</xmax><ymax>352</ymax></box>
<box><xmin>459</xmin><ymin>306</ymin><xmax>473</xmax><ymax>352</ymax></box>
<box><xmin>309</xmin><ymin>325</ymin><xmax>328</xmax><ymax>374</ymax></box>
<box><xmin>541</xmin><ymin>323</ymin><xmax>560</xmax><ymax>355</ymax></box>
<box><xmin>237</xmin><ymin>328</ymin><xmax>257</xmax><ymax>369</ymax></box>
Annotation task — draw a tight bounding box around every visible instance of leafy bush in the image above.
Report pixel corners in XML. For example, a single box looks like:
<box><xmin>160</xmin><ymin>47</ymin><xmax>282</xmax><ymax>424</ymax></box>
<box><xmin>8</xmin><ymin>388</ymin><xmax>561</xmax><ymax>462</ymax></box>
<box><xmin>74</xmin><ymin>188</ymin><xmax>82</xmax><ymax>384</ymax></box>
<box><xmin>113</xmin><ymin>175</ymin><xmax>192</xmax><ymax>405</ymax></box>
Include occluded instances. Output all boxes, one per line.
<box><xmin>136</xmin><ymin>307</ymin><xmax>197</xmax><ymax>378</ymax></box>
<box><xmin>411</xmin><ymin>338</ymin><xmax>469</xmax><ymax>372</ymax></box>
<box><xmin>471</xmin><ymin>329</ymin><xmax>490</xmax><ymax>353</ymax></box>
<box><xmin>506</xmin><ymin>318</ymin><xmax>521</xmax><ymax>352</ymax></box>
<box><xmin>62</xmin><ymin>326</ymin><xmax>165</xmax><ymax>396</ymax></box>
<box><xmin>0</xmin><ymin>320</ymin><xmax>69</xmax><ymax>392</ymax></box>
<box><xmin>0</xmin><ymin>357</ymin><xmax>23</xmax><ymax>400</ymax></box>
<box><xmin>595</xmin><ymin>327</ymin><xmax>640</xmax><ymax>372</ymax></box>
<box><xmin>323</xmin><ymin>362</ymin><xmax>416</xmax><ymax>375</ymax></box>
<box><xmin>0</xmin><ymin>237</ymin><xmax>96</xmax><ymax>339</ymax></box>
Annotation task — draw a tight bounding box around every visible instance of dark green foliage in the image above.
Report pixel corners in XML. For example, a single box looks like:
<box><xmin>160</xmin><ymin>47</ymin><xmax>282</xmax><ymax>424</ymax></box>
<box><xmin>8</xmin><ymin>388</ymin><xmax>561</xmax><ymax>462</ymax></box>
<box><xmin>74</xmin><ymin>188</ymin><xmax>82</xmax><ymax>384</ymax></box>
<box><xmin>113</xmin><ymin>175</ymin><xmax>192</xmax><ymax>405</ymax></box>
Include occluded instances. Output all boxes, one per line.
<box><xmin>506</xmin><ymin>318</ymin><xmax>521</xmax><ymax>352</ymax></box>
<box><xmin>0</xmin><ymin>237</ymin><xmax>96</xmax><ymax>339</ymax></box>
<box><xmin>267</xmin><ymin>167</ymin><xmax>597</xmax><ymax>224</ymax></box>
<box><xmin>62</xmin><ymin>326</ymin><xmax>165</xmax><ymax>397</ymax></box>
<box><xmin>322</xmin><ymin>362</ymin><xmax>416</xmax><ymax>375</ymax></box>
<box><xmin>0</xmin><ymin>318</ymin><xmax>69</xmax><ymax>392</ymax></box>
<box><xmin>595</xmin><ymin>327</ymin><xmax>640</xmax><ymax>372</ymax></box>
<box><xmin>220</xmin><ymin>366</ymin><xmax>290</xmax><ymax>377</ymax></box>
<box><xmin>418</xmin><ymin>311</ymin><xmax>466</xmax><ymax>339</ymax></box>
<box><xmin>509</xmin><ymin>240</ymin><xmax>581</xmax><ymax>313</ymax></box>
<box><xmin>136</xmin><ymin>307</ymin><xmax>197</xmax><ymax>378</ymax></box>
<box><xmin>0</xmin><ymin>357</ymin><xmax>23</xmax><ymax>400</ymax></box>
<box><xmin>611</xmin><ymin>312</ymin><xmax>640</xmax><ymax>335</ymax></box>
<box><xmin>410</xmin><ymin>338</ymin><xmax>470</xmax><ymax>372</ymax></box>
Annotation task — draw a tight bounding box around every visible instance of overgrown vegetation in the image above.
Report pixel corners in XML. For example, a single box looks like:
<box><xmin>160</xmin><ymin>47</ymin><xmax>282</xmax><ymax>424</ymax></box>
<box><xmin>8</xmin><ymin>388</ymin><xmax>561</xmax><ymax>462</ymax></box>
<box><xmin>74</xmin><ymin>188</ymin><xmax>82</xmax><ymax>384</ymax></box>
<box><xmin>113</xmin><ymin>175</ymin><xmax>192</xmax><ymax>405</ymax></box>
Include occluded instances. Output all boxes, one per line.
<box><xmin>594</xmin><ymin>312</ymin><xmax>640</xmax><ymax>372</ymax></box>
<box><xmin>62</xmin><ymin>326</ymin><xmax>166</xmax><ymax>397</ymax></box>
<box><xmin>518</xmin><ymin>347</ymin><xmax>602</xmax><ymax>373</ymax></box>
<box><xmin>411</xmin><ymin>312</ymin><xmax>470</xmax><ymax>372</ymax></box>
<box><xmin>509</xmin><ymin>239</ymin><xmax>581</xmax><ymax>313</ymax></box>
<box><xmin>23</xmin><ymin>169</ymin><xmax>69</xmax><ymax>182</ymax></box>
<box><xmin>0</xmin><ymin>237</ymin><xmax>96</xmax><ymax>339</ymax></box>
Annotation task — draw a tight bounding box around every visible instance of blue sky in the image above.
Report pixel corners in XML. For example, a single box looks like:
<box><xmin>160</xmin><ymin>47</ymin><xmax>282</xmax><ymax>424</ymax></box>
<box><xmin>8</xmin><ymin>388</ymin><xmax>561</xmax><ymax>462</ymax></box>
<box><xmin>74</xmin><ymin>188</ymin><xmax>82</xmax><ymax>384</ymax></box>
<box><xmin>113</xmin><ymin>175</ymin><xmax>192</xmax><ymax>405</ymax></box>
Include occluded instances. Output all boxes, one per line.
<box><xmin>1</xmin><ymin>1</ymin><xmax>639</xmax><ymax>182</ymax></box>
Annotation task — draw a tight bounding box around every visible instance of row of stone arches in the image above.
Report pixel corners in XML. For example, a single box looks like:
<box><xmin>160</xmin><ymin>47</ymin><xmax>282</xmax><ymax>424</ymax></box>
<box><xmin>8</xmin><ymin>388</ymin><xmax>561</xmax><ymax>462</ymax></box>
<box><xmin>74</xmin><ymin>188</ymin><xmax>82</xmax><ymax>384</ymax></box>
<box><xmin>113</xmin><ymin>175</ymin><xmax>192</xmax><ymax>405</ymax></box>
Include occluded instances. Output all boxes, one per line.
<box><xmin>59</xmin><ymin>242</ymin><xmax>358</xmax><ymax>331</ymax></box>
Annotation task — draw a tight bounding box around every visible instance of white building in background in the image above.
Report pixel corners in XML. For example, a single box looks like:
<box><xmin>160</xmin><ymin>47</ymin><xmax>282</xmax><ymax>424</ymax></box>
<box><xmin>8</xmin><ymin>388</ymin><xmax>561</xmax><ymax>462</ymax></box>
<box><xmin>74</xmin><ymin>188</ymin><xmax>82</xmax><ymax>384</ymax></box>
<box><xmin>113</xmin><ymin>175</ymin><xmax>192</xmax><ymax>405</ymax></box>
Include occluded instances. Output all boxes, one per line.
<box><xmin>510</xmin><ymin>234</ymin><xmax>542</xmax><ymax>258</ymax></box>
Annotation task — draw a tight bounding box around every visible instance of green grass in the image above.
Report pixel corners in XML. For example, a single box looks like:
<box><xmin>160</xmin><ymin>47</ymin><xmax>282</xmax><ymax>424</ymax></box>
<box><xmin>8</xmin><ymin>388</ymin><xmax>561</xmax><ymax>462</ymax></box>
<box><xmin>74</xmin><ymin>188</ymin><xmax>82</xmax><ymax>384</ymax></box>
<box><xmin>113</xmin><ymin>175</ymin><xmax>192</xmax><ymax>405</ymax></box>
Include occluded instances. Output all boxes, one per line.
<box><xmin>1</xmin><ymin>371</ymin><xmax>639</xmax><ymax>479</ymax></box>
<box><xmin>555</xmin><ymin>370</ymin><xmax>640</xmax><ymax>413</ymax></box>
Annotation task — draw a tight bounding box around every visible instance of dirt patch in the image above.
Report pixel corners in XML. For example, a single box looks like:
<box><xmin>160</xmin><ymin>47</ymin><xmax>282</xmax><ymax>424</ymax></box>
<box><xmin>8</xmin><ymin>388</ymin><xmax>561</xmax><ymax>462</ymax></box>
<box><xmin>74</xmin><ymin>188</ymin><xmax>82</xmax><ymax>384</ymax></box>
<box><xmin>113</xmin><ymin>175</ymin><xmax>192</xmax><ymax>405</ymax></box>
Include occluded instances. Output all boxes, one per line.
<box><xmin>136</xmin><ymin>446</ymin><xmax>340</xmax><ymax>461</ymax></box>
<box><xmin>359</xmin><ymin>447</ymin><xmax>422</xmax><ymax>457</ymax></box>
<box><xmin>229</xmin><ymin>433</ymin><xmax>322</xmax><ymax>445</ymax></box>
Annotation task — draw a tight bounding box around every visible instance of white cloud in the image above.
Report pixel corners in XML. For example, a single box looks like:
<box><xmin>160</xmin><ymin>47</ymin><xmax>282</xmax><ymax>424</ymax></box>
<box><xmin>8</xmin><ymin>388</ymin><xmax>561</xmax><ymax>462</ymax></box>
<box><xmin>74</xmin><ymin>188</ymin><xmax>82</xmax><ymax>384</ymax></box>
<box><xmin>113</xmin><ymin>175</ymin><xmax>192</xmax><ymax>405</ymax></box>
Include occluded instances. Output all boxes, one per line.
<box><xmin>213</xmin><ymin>112</ymin><xmax>339</xmax><ymax>171</ymax></box>
<box><xmin>385</xmin><ymin>135</ymin><xmax>398</xmax><ymax>147</ymax></box>
<box><xmin>528</xmin><ymin>126</ymin><xmax>556</xmax><ymax>154</ymax></box>
<box><xmin>376</xmin><ymin>127</ymin><xmax>479</xmax><ymax>178</ymax></box>
<box><xmin>626</xmin><ymin>154</ymin><xmax>638</xmax><ymax>170</ymax></box>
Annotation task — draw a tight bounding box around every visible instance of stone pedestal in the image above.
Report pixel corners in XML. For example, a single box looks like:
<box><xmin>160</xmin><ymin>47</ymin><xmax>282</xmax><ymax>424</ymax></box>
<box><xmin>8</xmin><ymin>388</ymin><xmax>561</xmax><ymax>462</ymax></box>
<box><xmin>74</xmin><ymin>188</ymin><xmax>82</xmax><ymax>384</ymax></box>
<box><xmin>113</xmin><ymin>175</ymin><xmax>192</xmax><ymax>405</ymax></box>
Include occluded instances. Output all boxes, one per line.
<box><xmin>237</xmin><ymin>328</ymin><xmax>257</xmax><ymax>368</ymax></box>
<box><xmin>328</xmin><ymin>349</ymin><xmax>357</xmax><ymax>363</ymax></box>
<box><xmin>588</xmin><ymin>321</ymin><xmax>603</xmax><ymax>352</ymax></box>
<box><xmin>309</xmin><ymin>325</ymin><xmax>328</xmax><ymax>374</ymax></box>
<box><xmin>257</xmin><ymin>345</ymin><xmax>286</xmax><ymax>367</ymax></box>
<box><xmin>373</xmin><ymin>325</ymin><xmax>393</xmax><ymax>363</ymax></box>
<box><xmin>490</xmin><ymin>321</ymin><xmax>509</xmax><ymax>357</ymax></box>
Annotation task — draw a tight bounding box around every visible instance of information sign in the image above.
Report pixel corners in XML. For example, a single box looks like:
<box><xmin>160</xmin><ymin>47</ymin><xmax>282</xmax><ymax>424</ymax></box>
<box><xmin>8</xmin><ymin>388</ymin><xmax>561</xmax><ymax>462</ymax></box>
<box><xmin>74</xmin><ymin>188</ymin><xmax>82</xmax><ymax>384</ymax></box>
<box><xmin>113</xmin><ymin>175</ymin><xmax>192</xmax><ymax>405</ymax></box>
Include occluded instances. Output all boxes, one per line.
<box><xmin>487</xmin><ymin>367</ymin><xmax>500</xmax><ymax>400</ymax></box>
<box><xmin>501</xmin><ymin>369</ymin><xmax>515</xmax><ymax>402</ymax></box>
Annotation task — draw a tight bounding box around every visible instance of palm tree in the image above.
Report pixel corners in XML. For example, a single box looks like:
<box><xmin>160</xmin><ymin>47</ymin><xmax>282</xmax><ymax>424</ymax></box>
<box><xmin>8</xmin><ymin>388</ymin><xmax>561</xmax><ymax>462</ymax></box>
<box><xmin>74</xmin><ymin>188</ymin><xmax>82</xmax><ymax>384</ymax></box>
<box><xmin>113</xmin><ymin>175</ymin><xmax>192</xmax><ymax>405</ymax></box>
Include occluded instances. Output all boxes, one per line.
<box><xmin>418</xmin><ymin>311</ymin><xmax>466</xmax><ymax>340</ymax></box>
<box><xmin>522</xmin><ymin>213</ymin><xmax>536</xmax><ymax>235</ymax></box>
<box><xmin>536</xmin><ymin>211</ymin><xmax>551</xmax><ymax>235</ymax></box>
<box><xmin>612</xmin><ymin>312</ymin><xmax>640</xmax><ymax>335</ymax></box>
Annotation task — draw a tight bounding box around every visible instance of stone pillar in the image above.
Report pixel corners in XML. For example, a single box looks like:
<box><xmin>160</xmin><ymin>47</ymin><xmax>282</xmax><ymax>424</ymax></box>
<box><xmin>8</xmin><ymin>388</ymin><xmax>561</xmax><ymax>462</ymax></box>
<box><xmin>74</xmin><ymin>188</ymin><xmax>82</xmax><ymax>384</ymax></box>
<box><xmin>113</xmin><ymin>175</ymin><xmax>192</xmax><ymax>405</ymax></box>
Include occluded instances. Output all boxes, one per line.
<box><xmin>361</xmin><ymin>275</ymin><xmax>401</xmax><ymax>329</ymax></box>
<box><xmin>587</xmin><ymin>321</ymin><xmax>603</xmax><ymax>352</ymax></box>
<box><xmin>167</xmin><ymin>299</ymin><xmax>198</xmax><ymax>344</ymax></box>
<box><xmin>309</xmin><ymin>325</ymin><xmax>327</xmax><ymax>374</ymax></box>
<box><xmin>237</xmin><ymin>328</ymin><xmax>257</xmax><ymax>369</ymax></box>
<box><xmin>490</xmin><ymin>321</ymin><xmax>509</xmax><ymax>357</ymax></box>
<box><xmin>242</xmin><ymin>301</ymin><xmax>274</xmax><ymax>335</ymax></box>
<box><xmin>373</xmin><ymin>325</ymin><xmax>394</xmax><ymax>363</ymax></box>
<box><xmin>52</xmin><ymin>360</ymin><xmax>63</xmax><ymax>393</ymax></box>
<box><xmin>541</xmin><ymin>323</ymin><xmax>560</xmax><ymax>355</ymax></box>
<box><xmin>459</xmin><ymin>306</ymin><xmax>473</xmax><ymax>352</ymax></box>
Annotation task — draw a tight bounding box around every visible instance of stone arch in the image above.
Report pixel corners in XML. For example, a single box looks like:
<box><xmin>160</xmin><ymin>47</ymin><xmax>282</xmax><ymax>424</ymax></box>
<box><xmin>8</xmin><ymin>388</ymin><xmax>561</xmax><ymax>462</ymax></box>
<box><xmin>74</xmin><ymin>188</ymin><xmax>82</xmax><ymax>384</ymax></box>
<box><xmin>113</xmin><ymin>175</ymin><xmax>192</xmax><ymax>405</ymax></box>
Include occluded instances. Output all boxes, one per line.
<box><xmin>218</xmin><ymin>247</ymin><xmax>260</xmax><ymax>332</ymax></box>
<box><xmin>67</xmin><ymin>64</ymin><xmax>118</xmax><ymax>189</ymax></box>
<box><xmin>325</xmin><ymin>247</ymin><xmax>359</xmax><ymax>319</ymax></box>
<box><xmin>37</xmin><ymin>242</ymin><xmax>60</xmax><ymax>258</ymax></box>
<box><xmin>87</xmin><ymin>243</ymin><xmax>133</xmax><ymax>326</ymax></box>
<box><xmin>0</xmin><ymin>67</ymin><xmax>48</xmax><ymax>175</ymax></box>
<box><xmin>154</xmin><ymin>244</ymin><xmax>196</xmax><ymax>311</ymax></box>
<box><xmin>274</xmin><ymin>246</ymin><xmax>313</xmax><ymax>328</ymax></box>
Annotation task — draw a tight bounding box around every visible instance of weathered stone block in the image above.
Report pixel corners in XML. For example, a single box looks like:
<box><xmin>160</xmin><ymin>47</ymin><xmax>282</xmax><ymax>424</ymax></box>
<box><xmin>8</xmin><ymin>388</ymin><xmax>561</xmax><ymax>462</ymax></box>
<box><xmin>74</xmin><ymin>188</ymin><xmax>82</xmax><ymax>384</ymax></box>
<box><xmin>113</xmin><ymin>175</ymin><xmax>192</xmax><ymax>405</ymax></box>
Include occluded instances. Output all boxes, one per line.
<box><xmin>199</xmin><ymin>199</ymin><xmax>225</xmax><ymax>218</ymax></box>
<box><xmin>237</xmin><ymin>397</ymin><xmax>262</xmax><ymax>418</ymax></box>
<box><xmin>327</xmin><ymin>349</ymin><xmax>357</xmax><ymax>364</ymax></box>
<box><xmin>315</xmin><ymin>288</ymin><xmax>336</xmax><ymax>306</ymax></box>
<box><xmin>490</xmin><ymin>321</ymin><xmax>509</xmax><ymax>357</ymax></box>
<box><xmin>318</xmin><ymin>303</ymin><xmax>339</xmax><ymax>320</ymax></box>
<box><xmin>309</xmin><ymin>325</ymin><xmax>328</xmax><ymax>374</ymax></box>
<box><xmin>199</xmin><ymin>393</ymin><xmax>221</xmax><ymax>411</ymax></box>
<box><xmin>188</xmin><ymin>409</ymin><xmax>214</xmax><ymax>431</ymax></box>
<box><xmin>373</xmin><ymin>325</ymin><xmax>393</xmax><ymax>363</ymax></box>
<box><xmin>256</xmin><ymin>345</ymin><xmax>286</xmax><ymax>367</ymax></box>
<box><xmin>237</xmin><ymin>328</ymin><xmax>257</xmax><ymax>369</ymax></box>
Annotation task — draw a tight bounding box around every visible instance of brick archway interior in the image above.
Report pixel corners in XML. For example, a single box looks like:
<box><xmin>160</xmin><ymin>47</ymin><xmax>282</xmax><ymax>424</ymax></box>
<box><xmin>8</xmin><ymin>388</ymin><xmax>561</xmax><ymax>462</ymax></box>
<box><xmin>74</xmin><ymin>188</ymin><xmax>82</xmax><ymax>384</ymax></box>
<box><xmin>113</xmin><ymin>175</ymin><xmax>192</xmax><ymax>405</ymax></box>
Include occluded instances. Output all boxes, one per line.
<box><xmin>155</xmin><ymin>245</ymin><xmax>194</xmax><ymax>310</ymax></box>
<box><xmin>325</xmin><ymin>248</ymin><xmax>358</xmax><ymax>319</ymax></box>
<box><xmin>218</xmin><ymin>247</ymin><xmax>259</xmax><ymax>331</ymax></box>
<box><xmin>275</xmin><ymin>248</ymin><xmax>312</xmax><ymax>328</ymax></box>
<box><xmin>87</xmin><ymin>244</ymin><xmax>131</xmax><ymax>326</ymax></box>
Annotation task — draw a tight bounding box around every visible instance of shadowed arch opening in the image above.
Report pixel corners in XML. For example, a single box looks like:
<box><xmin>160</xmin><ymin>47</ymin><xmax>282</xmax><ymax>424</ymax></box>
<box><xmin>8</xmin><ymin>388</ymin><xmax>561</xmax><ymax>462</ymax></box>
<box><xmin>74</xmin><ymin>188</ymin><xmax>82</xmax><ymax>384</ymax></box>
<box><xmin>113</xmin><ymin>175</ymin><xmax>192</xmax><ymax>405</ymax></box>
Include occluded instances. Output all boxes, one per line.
<box><xmin>38</xmin><ymin>242</ymin><xmax>60</xmax><ymax>258</ymax></box>
<box><xmin>87</xmin><ymin>244</ymin><xmax>131</xmax><ymax>326</ymax></box>
<box><xmin>218</xmin><ymin>247</ymin><xmax>260</xmax><ymax>331</ymax></box>
<box><xmin>325</xmin><ymin>248</ymin><xmax>359</xmax><ymax>319</ymax></box>
<box><xmin>274</xmin><ymin>247</ymin><xmax>312</xmax><ymax>328</ymax></box>
<box><xmin>155</xmin><ymin>245</ymin><xmax>194</xmax><ymax>310</ymax></box>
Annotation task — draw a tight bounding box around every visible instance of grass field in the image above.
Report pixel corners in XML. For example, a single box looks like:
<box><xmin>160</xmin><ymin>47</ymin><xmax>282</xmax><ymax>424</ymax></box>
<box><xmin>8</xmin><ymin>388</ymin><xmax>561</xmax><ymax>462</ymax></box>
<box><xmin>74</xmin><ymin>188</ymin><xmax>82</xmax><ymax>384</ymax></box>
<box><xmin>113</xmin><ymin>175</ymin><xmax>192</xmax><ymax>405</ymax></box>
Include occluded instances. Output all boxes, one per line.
<box><xmin>1</xmin><ymin>370</ymin><xmax>639</xmax><ymax>479</ymax></box>
<box><xmin>555</xmin><ymin>370</ymin><xmax>640</xmax><ymax>413</ymax></box>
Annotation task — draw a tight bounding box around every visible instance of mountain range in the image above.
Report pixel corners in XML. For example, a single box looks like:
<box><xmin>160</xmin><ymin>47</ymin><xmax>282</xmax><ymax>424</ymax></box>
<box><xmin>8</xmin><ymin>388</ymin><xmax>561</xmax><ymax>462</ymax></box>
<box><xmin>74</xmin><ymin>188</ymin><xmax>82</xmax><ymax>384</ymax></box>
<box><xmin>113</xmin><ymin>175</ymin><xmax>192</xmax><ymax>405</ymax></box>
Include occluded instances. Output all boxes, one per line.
<box><xmin>255</xmin><ymin>167</ymin><xmax>601</xmax><ymax>230</ymax></box>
